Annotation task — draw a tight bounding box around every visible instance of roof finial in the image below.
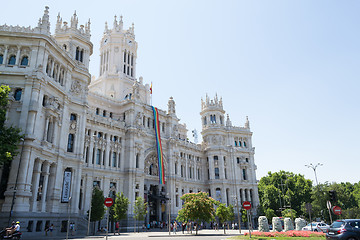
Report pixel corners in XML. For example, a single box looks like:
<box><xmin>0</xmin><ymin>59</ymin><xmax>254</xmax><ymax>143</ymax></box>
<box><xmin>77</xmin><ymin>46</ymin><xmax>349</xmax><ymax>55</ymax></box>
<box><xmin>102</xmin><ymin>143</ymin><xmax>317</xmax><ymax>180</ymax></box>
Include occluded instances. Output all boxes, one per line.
<box><xmin>113</xmin><ymin>15</ymin><xmax>118</xmax><ymax>29</ymax></box>
<box><xmin>245</xmin><ymin>116</ymin><xmax>250</xmax><ymax>129</ymax></box>
<box><xmin>104</xmin><ymin>21</ymin><xmax>108</xmax><ymax>33</ymax></box>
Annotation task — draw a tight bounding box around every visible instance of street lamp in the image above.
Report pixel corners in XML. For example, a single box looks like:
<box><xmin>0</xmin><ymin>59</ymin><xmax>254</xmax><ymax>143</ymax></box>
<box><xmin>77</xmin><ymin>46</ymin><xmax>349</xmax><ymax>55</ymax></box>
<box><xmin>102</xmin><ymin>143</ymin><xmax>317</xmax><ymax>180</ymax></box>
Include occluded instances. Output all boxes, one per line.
<box><xmin>305</xmin><ymin>163</ymin><xmax>323</xmax><ymax>186</ymax></box>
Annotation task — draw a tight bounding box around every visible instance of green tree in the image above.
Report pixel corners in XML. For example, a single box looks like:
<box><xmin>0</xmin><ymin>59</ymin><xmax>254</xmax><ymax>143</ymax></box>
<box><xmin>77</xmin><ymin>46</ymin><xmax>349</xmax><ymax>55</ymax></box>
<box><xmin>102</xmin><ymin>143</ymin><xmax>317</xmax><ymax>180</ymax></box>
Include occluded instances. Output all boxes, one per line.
<box><xmin>0</xmin><ymin>85</ymin><xmax>23</xmax><ymax>165</ymax></box>
<box><xmin>258</xmin><ymin>171</ymin><xmax>312</xmax><ymax>218</ymax></box>
<box><xmin>176</xmin><ymin>192</ymin><xmax>218</xmax><ymax>235</ymax></box>
<box><xmin>281</xmin><ymin>208</ymin><xmax>297</xmax><ymax>219</ymax></box>
<box><xmin>90</xmin><ymin>187</ymin><xmax>106</xmax><ymax>222</ymax></box>
<box><xmin>133</xmin><ymin>196</ymin><xmax>147</xmax><ymax>232</ymax></box>
<box><xmin>112</xmin><ymin>192</ymin><xmax>129</xmax><ymax>234</ymax></box>
<box><xmin>215</xmin><ymin>203</ymin><xmax>234</xmax><ymax>234</ymax></box>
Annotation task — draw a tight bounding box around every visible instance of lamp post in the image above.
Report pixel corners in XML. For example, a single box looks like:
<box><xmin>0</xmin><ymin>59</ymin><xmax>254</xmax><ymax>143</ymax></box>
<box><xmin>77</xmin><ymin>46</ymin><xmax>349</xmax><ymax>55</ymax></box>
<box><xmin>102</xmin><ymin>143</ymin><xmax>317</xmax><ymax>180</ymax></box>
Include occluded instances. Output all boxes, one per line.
<box><xmin>66</xmin><ymin>196</ymin><xmax>72</xmax><ymax>240</ymax></box>
<box><xmin>305</xmin><ymin>163</ymin><xmax>322</xmax><ymax>186</ymax></box>
<box><xmin>8</xmin><ymin>137</ymin><xmax>25</xmax><ymax>226</ymax></box>
<box><xmin>228</xmin><ymin>145</ymin><xmax>241</xmax><ymax>234</ymax></box>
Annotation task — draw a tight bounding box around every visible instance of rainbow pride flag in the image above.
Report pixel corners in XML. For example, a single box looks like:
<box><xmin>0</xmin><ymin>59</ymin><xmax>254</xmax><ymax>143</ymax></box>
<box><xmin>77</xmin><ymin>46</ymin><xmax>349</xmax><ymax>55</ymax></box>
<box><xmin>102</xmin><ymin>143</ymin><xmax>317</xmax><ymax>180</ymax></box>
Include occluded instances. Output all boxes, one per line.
<box><xmin>152</xmin><ymin>106</ymin><xmax>165</xmax><ymax>184</ymax></box>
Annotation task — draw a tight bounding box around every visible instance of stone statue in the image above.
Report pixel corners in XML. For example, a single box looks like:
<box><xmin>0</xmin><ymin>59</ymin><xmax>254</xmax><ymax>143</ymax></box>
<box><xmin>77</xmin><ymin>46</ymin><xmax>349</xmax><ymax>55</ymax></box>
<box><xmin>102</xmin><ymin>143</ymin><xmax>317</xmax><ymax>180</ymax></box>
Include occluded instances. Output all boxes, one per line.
<box><xmin>295</xmin><ymin>218</ymin><xmax>306</xmax><ymax>231</ymax></box>
<box><xmin>258</xmin><ymin>216</ymin><xmax>269</xmax><ymax>232</ymax></box>
<box><xmin>272</xmin><ymin>217</ymin><xmax>283</xmax><ymax>232</ymax></box>
<box><xmin>284</xmin><ymin>218</ymin><xmax>294</xmax><ymax>231</ymax></box>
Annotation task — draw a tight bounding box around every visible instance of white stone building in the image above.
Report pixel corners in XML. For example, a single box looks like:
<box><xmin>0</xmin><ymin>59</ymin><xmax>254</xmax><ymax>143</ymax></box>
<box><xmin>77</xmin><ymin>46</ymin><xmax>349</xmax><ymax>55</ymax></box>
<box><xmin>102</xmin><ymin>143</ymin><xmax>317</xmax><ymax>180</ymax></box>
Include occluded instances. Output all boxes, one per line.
<box><xmin>0</xmin><ymin>7</ymin><xmax>259</xmax><ymax>236</ymax></box>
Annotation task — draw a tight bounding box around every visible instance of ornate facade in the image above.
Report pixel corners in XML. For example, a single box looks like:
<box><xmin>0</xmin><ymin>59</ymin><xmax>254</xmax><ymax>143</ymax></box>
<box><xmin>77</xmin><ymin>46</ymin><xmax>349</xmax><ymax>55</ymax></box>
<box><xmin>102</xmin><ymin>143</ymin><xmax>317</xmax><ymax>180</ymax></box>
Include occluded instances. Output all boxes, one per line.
<box><xmin>0</xmin><ymin>7</ymin><xmax>259</xmax><ymax>236</ymax></box>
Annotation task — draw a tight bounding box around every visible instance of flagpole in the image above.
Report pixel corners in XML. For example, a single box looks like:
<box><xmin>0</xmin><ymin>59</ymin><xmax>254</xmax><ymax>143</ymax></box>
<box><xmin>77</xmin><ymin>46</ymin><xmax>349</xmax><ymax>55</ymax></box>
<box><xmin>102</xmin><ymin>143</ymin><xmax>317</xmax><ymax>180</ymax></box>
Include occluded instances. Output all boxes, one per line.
<box><xmin>150</xmin><ymin>82</ymin><xmax>153</xmax><ymax>106</ymax></box>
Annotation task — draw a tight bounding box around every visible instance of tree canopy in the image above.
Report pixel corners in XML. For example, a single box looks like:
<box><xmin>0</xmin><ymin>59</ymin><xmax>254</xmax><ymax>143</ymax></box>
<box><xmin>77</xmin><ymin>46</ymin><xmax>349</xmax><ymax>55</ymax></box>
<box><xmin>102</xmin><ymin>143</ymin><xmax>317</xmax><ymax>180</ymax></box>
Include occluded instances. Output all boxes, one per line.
<box><xmin>0</xmin><ymin>85</ymin><xmax>23</xmax><ymax>165</ymax></box>
<box><xmin>176</xmin><ymin>192</ymin><xmax>218</xmax><ymax>234</ymax></box>
<box><xmin>258</xmin><ymin>171</ymin><xmax>312</xmax><ymax>219</ymax></box>
<box><xmin>133</xmin><ymin>196</ymin><xmax>147</xmax><ymax>221</ymax></box>
<box><xmin>215</xmin><ymin>203</ymin><xmax>234</xmax><ymax>234</ymax></box>
<box><xmin>113</xmin><ymin>192</ymin><xmax>129</xmax><ymax>222</ymax></box>
<box><xmin>90</xmin><ymin>187</ymin><xmax>106</xmax><ymax>222</ymax></box>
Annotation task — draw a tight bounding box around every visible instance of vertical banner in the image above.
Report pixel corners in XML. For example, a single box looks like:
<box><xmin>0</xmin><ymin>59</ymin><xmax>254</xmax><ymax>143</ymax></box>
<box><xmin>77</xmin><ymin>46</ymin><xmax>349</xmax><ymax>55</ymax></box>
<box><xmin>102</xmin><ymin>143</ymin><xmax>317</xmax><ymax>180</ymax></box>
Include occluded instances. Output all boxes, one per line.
<box><xmin>61</xmin><ymin>169</ymin><xmax>72</xmax><ymax>203</ymax></box>
<box><xmin>152</xmin><ymin>106</ymin><xmax>165</xmax><ymax>184</ymax></box>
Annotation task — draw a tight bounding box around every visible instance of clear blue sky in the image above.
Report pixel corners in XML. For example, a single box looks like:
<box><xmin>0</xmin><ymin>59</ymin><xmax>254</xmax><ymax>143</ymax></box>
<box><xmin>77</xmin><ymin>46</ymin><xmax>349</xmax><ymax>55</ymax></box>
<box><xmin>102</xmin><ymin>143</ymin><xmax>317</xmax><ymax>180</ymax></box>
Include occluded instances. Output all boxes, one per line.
<box><xmin>1</xmin><ymin>0</ymin><xmax>359</xmax><ymax>185</ymax></box>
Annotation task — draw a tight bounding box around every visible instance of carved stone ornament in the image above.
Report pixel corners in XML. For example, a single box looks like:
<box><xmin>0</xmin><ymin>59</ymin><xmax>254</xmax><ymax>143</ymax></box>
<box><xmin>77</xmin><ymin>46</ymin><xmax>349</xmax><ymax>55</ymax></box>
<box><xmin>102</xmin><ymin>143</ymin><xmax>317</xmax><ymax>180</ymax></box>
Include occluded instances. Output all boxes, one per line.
<box><xmin>70</xmin><ymin>80</ymin><xmax>82</xmax><ymax>95</ymax></box>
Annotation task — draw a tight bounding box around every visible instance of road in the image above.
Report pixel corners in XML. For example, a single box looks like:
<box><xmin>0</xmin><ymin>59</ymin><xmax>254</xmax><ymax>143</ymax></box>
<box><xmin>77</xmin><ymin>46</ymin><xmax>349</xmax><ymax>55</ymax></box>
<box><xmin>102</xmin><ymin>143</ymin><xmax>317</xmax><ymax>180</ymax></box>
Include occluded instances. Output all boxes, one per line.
<box><xmin>26</xmin><ymin>229</ymin><xmax>248</xmax><ymax>240</ymax></box>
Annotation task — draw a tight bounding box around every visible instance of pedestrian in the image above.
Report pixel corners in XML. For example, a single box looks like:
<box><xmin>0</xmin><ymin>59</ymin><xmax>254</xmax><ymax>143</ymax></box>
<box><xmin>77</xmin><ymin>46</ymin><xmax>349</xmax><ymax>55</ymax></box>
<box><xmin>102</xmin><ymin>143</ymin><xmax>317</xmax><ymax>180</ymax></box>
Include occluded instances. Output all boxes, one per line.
<box><xmin>115</xmin><ymin>221</ymin><xmax>120</xmax><ymax>235</ymax></box>
<box><xmin>173</xmin><ymin>221</ymin><xmax>177</xmax><ymax>234</ymax></box>
<box><xmin>182</xmin><ymin>222</ymin><xmax>186</xmax><ymax>234</ymax></box>
<box><xmin>44</xmin><ymin>223</ymin><xmax>49</xmax><ymax>236</ymax></box>
<box><xmin>49</xmin><ymin>224</ymin><xmax>54</xmax><ymax>237</ymax></box>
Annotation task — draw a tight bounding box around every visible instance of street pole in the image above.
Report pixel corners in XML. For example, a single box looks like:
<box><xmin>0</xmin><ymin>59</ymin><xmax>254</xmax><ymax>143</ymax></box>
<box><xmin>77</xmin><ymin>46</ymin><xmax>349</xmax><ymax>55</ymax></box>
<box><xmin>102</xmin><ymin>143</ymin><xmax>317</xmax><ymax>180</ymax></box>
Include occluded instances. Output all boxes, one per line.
<box><xmin>106</xmin><ymin>207</ymin><xmax>109</xmax><ymax>240</ymax></box>
<box><xmin>305</xmin><ymin>163</ymin><xmax>322</xmax><ymax>186</ymax></box>
<box><xmin>66</xmin><ymin>196</ymin><xmax>72</xmax><ymax>240</ymax></box>
<box><xmin>168</xmin><ymin>198</ymin><xmax>171</xmax><ymax>235</ymax></box>
<box><xmin>8</xmin><ymin>138</ymin><xmax>25</xmax><ymax>226</ymax></box>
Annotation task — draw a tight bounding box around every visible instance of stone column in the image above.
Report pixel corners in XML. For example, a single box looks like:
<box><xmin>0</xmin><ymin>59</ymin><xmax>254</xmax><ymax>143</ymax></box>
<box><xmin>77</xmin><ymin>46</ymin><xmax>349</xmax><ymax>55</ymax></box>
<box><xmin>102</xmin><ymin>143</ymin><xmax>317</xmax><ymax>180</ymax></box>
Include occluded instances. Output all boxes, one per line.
<box><xmin>15</xmin><ymin>46</ymin><xmax>21</xmax><ymax>65</ymax></box>
<box><xmin>30</xmin><ymin>160</ymin><xmax>42</xmax><ymax>212</ymax></box>
<box><xmin>41</xmin><ymin>162</ymin><xmax>50</xmax><ymax>212</ymax></box>
<box><xmin>3</xmin><ymin>46</ymin><xmax>8</xmax><ymax>64</ymax></box>
<box><xmin>46</xmin><ymin>163</ymin><xmax>57</xmax><ymax>212</ymax></box>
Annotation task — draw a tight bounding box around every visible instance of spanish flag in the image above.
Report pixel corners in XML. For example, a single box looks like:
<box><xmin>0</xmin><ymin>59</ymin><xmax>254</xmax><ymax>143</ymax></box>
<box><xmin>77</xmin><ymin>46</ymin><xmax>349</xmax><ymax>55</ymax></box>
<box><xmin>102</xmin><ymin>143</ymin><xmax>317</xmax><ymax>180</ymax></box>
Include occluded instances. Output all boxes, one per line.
<box><xmin>150</xmin><ymin>82</ymin><xmax>152</xmax><ymax>94</ymax></box>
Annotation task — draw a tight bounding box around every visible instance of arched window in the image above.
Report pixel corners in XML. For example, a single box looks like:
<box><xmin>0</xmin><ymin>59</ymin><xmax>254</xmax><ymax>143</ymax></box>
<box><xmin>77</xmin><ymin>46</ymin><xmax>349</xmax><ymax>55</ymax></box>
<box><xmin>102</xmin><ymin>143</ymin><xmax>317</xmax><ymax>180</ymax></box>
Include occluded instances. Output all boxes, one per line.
<box><xmin>63</xmin><ymin>44</ymin><xmax>67</xmax><ymax>51</ymax></box>
<box><xmin>244</xmin><ymin>141</ymin><xmax>247</xmax><ymax>147</ymax></box>
<box><xmin>203</xmin><ymin>116</ymin><xmax>207</xmax><ymax>125</ymax></box>
<box><xmin>175</xmin><ymin>162</ymin><xmax>178</xmax><ymax>174</ymax></box>
<box><xmin>0</xmin><ymin>54</ymin><xmax>3</xmax><ymax>64</ymax></box>
<box><xmin>67</xmin><ymin>134</ymin><xmax>74</xmax><ymax>152</ymax></box>
<box><xmin>103</xmin><ymin>110</ymin><xmax>106</xmax><ymax>117</ymax></box>
<box><xmin>96</xmin><ymin>108</ymin><xmax>99</xmax><ymax>115</ymax></box>
<box><xmin>75</xmin><ymin>47</ymin><xmax>80</xmax><ymax>61</ymax></box>
<box><xmin>20</xmin><ymin>56</ymin><xmax>28</xmax><ymax>66</ymax></box>
<box><xmin>149</xmin><ymin>164</ymin><xmax>153</xmax><ymax>175</ymax></box>
<box><xmin>181</xmin><ymin>165</ymin><xmax>184</xmax><ymax>177</ymax></box>
<box><xmin>8</xmin><ymin>55</ymin><xmax>16</xmax><ymax>65</ymax></box>
<box><xmin>239</xmin><ymin>141</ymin><xmax>242</xmax><ymax>147</ymax></box>
<box><xmin>234</xmin><ymin>141</ymin><xmax>237</xmax><ymax>147</ymax></box>
<box><xmin>109</xmin><ymin>112</ymin><xmax>113</xmax><ymax>118</ymax></box>
<box><xmin>131</xmin><ymin>55</ymin><xmax>134</xmax><ymax>66</ymax></box>
<box><xmin>14</xmin><ymin>89</ymin><xmax>22</xmax><ymax>101</ymax></box>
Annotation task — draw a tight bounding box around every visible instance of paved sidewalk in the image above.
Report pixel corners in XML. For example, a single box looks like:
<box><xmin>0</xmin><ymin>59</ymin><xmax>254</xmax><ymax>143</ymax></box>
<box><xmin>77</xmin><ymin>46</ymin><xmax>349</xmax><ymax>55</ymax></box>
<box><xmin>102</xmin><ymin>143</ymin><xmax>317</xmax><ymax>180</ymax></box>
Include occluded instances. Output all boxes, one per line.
<box><xmin>25</xmin><ymin>229</ymin><xmax>247</xmax><ymax>240</ymax></box>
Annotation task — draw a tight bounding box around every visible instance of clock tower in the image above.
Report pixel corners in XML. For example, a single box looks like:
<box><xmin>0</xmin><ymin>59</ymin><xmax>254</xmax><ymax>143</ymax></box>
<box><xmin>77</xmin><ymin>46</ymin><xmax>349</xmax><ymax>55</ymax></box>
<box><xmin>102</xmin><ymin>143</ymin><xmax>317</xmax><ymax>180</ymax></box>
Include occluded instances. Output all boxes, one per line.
<box><xmin>89</xmin><ymin>16</ymin><xmax>150</xmax><ymax>103</ymax></box>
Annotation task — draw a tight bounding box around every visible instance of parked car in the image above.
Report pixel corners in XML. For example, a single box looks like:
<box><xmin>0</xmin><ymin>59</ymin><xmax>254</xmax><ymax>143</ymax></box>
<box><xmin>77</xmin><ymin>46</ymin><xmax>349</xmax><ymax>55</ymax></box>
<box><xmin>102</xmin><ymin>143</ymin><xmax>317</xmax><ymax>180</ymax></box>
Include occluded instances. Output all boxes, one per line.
<box><xmin>326</xmin><ymin>219</ymin><xmax>360</xmax><ymax>240</ymax></box>
<box><xmin>302</xmin><ymin>222</ymin><xmax>330</xmax><ymax>232</ymax></box>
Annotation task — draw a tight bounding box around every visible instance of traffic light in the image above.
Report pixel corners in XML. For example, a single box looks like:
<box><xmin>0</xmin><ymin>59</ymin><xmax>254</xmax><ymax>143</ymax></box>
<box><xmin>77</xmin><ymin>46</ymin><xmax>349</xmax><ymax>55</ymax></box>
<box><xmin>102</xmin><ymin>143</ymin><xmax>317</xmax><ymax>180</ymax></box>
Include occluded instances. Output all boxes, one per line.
<box><xmin>329</xmin><ymin>190</ymin><xmax>337</xmax><ymax>202</ymax></box>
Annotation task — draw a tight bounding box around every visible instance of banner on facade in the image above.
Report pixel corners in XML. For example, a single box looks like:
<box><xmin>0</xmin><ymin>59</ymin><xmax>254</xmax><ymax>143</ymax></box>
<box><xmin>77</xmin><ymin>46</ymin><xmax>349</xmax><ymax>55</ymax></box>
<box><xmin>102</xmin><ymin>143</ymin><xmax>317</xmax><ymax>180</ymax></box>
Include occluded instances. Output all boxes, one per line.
<box><xmin>61</xmin><ymin>170</ymin><xmax>72</xmax><ymax>203</ymax></box>
<box><xmin>152</xmin><ymin>106</ymin><xmax>165</xmax><ymax>184</ymax></box>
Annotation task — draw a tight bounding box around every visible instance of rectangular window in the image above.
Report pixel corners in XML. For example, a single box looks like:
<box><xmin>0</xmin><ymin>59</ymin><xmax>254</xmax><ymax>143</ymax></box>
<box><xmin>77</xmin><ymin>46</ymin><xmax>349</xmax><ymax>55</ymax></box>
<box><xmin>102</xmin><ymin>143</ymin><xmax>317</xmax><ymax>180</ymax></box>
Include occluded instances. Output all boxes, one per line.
<box><xmin>176</xmin><ymin>195</ymin><xmax>179</xmax><ymax>207</ymax></box>
<box><xmin>96</xmin><ymin>149</ymin><xmax>101</xmax><ymax>165</ymax></box>
<box><xmin>225</xmin><ymin>169</ymin><xmax>227</xmax><ymax>179</ymax></box>
<box><xmin>67</xmin><ymin>134</ymin><xmax>74</xmax><ymax>152</ymax></box>
<box><xmin>243</xmin><ymin>169</ymin><xmax>247</xmax><ymax>180</ymax></box>
<box><xmin>237</xmin><ymin>157</ymin><xmax>240</xmax><ymax>164</ymax></box>
<box><xmin>215</xmin><ymin>168</ymin><xmax>220</xmax><ymax>179</ymax></box>
<box><xmin>112</xmin><ymin>152</ymin><xmax>117</xmax><ymax>167</ymax></box>
<box><xmin>85</xmin><ymin>147</ymin><xmax>89</xmax><ymax>163</ymax></box>
<box><xmin>214</xmin><ymin>156</ymin><xmax>218</xmax><ymax>161</ymax></box>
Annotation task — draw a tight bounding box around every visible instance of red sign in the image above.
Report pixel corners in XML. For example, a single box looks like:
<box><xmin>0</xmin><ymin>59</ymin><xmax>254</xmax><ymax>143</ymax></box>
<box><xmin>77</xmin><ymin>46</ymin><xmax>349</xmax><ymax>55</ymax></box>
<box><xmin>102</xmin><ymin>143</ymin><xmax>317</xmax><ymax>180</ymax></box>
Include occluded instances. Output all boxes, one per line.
<box><xmin>242</xmin><ymin>201</ymin><xmax>252</xmax><ymax>210</ymax></box>
<box><xmin>332</xmin><ymin>206</ymin><xmax>342</xmax><ymax>215</ymax></box>
<box><xmin>104</xmin><ymin>197</ymin><xmax>114</xmax><ymax>207</ymax></box>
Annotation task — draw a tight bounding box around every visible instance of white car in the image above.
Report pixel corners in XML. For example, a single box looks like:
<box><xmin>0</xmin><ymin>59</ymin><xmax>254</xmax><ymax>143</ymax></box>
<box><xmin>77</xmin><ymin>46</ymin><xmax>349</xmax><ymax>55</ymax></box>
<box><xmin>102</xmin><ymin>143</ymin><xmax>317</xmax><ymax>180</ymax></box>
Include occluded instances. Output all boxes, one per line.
<box><xmin>302</xmin><ymin>222</ymin><xmax>330</xmax><ymax>232</ymax></box>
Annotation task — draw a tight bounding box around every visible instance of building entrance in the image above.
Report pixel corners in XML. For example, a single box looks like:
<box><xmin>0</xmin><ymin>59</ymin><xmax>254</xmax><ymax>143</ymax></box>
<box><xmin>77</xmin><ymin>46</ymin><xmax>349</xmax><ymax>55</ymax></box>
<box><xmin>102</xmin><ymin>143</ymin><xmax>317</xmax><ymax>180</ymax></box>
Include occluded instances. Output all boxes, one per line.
<box><xmin>146</xmin><ymin>184</ymin><xmax>168</xmax><ymax>224</ymax></box>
